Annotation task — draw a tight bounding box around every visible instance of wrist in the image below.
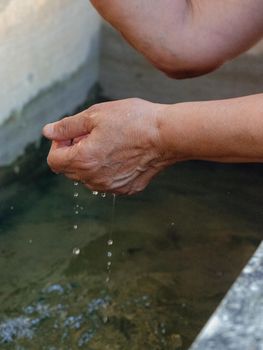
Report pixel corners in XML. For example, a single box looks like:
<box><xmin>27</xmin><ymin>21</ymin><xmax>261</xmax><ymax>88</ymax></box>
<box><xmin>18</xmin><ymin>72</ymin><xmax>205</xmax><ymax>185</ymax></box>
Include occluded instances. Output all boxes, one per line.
<box><xmin>157</xmin><ymin>102</ymin><xmax>195</xmax><ymax>164</ymax></box>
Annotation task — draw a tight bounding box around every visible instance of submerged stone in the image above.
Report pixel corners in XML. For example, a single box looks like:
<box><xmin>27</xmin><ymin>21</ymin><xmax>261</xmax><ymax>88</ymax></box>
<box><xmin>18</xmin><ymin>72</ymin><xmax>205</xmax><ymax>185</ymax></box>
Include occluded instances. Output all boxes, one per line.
<box><xmin>42</xmin><ymin>284</ymin><xmax>64</xmax><ymax>295</ymax></box>
<box><xmin>0</xmin><ymin>316</ymin><xmax>38</xmax><ymax>343</ymax></box>
<box><xmin>78</xmin><ymin>330</ymin><xmax>95</xmax><ymax>347</ymax></box>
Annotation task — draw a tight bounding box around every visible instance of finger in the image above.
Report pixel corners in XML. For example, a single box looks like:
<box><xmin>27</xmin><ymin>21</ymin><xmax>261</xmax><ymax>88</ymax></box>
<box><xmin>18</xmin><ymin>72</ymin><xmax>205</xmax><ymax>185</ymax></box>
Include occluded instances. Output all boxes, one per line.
<box><xmin>65</xmin><ymin>173</ymin><xmax>80</xmax><ymax>181</ymax></box>
<box><xmin>42</xmin><ymin>110</ymin><xmax>95</xmax><ymax>141</ymax></box>
<box><xmin>47</xmin><ymin>141</ymin><xmax>76</xmax><ymax>173</ymax></box>
<box><xmin>81</xmin><ymin>170</ymin><xmax>141</xmax><ymax>193</ymax></box>
<box><xmin>112</xmin><ymin>185</ymin><xmax>132</xmax><ymax>195</ymax></box>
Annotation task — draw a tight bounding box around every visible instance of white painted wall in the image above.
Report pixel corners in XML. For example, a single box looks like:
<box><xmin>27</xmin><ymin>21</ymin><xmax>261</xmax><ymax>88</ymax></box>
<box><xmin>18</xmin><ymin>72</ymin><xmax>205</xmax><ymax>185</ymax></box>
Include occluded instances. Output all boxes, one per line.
<box><xmin>0</xmin><ymin>0</ymin><xmax>101</xmax><ymax>125</ymax></box>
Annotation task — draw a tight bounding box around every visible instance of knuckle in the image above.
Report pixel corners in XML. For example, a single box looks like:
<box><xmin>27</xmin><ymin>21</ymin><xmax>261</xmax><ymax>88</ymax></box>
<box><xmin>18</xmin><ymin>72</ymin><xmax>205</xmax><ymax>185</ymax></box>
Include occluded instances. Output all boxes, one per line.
<box><xmin>87</xmin><ymin>104</ymin><xmax>100</xmax><ymax>115</ymax></box>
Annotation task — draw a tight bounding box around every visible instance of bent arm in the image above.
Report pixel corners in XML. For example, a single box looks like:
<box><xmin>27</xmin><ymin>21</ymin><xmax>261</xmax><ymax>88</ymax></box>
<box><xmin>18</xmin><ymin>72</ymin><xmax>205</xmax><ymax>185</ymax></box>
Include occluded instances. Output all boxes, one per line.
<box><xmin>91</xmin><ymin>0</ymin><xmax>263</xmax><ymax>78</ymax></box>
<box><xmin>159</xmin><ymin>94</ymin><xmax>263</xmax><ymax>163</ymax></box>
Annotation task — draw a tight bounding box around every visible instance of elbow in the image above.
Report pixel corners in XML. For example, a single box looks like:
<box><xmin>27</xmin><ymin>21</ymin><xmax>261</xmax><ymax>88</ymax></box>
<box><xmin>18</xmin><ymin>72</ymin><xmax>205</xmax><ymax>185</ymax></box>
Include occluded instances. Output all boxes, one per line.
<box><xmin>151</xmin><ymin>52</ymin><xmax>224</xmax><ymax>79</ymax></box>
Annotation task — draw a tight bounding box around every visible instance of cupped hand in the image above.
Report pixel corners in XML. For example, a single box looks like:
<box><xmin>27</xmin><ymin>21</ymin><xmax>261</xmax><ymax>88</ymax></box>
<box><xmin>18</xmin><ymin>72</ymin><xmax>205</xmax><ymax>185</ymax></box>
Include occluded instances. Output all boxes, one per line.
<box><xmin>42</xmin><ymin>98</ymin><xmax>171</xmax><ymax>195</ymax></box>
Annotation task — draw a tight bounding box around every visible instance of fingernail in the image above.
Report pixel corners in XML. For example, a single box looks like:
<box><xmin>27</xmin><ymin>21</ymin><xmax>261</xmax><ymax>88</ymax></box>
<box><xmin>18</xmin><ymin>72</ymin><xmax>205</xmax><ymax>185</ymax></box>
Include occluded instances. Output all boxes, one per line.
<box><xmin>43</xmin><ymin>123</ymin><xmax>54</xmax><ymax>137</ymax></box>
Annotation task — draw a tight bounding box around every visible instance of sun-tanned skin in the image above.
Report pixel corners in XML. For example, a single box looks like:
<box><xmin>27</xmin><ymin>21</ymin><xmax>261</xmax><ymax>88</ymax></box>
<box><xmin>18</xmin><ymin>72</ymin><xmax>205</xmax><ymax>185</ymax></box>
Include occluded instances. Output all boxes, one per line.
<box><xmin>90</xmin><ymin>0</ymin><xmax>263</xmax><ymax>78</ymax></box>
<box><xmin>43</xmin><ymin>1</ymin><xmax>263</xmax><ymax>195</ymax></box>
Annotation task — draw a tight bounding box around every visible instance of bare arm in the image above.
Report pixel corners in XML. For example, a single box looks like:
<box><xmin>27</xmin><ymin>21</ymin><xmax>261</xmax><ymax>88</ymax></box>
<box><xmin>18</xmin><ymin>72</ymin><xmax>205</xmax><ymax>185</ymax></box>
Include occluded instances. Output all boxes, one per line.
<box><xmin>43</xmin><ymin>94</ymin><xmax>263</xmax><ymax>194</ymax></box>
<box><xmin>91</xmin><ymin>0</ymin><xmax>263</xmax><ymax>78</ymax></box>
<box><xmin>160</xmin><ymin>94</ymin><xmax>263</xmax><ymax>163</ymax></box>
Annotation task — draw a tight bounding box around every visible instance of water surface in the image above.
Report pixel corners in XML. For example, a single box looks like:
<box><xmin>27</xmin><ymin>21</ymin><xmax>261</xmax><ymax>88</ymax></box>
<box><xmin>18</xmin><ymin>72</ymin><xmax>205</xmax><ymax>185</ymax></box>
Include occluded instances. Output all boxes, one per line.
<box><xmin>0</xmin><ymin>140</ymin><xmax>262</xmax><ymax>350</ymax></box>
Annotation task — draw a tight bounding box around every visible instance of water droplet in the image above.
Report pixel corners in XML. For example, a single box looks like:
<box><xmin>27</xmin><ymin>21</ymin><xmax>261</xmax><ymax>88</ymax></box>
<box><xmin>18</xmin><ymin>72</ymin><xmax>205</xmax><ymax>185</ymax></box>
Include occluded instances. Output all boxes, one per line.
<box><xmin>74</xmin><ymin>192</ymin><xmax>79</xmax><ymax>198</ymax></box>
<box><xmin>92</xmin><ymin>191</ymin><xmax>98</xmax><ymax>196</ymax></box>
<box><xmin>73</xmin><ymin>248</ymin><xmax>80</xmax><ymax>255</ymax></box>
<box><xmin>76</xmin><ymin>204</ymin><xmax>79</xmax><ymax>208</ymax></box>
<box><xmin>107</xmin><ymin>239</ymin><xmax>113</xmax><ymax>246</ymax></box>
<box><xmin>29</xmin><ymin>239</ymin><xmax>33</xmax><ymax>244</ymax></box>
<box><xmin>105</xmin><ymin>277</ymin><xmax>110</xmax><ymax>283</ymax></box>
<box><xmin>75</xmin><ymin>211</ymin><xmax>79</xmax><ymax>215</ymax></box>
<box><xmin>171</xmin><ymin>222</ymin><xmax>175</xmax><ymax>226</ymax></box>
<box><xmin>107</xmin><ymin>251</ymin><xmax>112</xmax><ymax>258</ymax></box>
<box><xmin>101</xmin><ymin>193</ymin><xmax>106</xmax><ymax>198</ymax></box>
<box><xmin>10</xmin><ymin>206</ymin><xmax>14</xmax><ymax>210</ymax></box>
<box><xmin>107</xmin><ymin>261</ymin><xmax>112</xmax><ymax>267</ymax></box>
<box><xmin>80</xmin><ymin>206</ymin><xmax>84</xmax><ymax>211</ymax></box>
<box><xmin>73</xmin><ymin>225</ymin><xmax>78</xmax><ymax>230</ymax></box>
<box><xmin>74</xmin><ymin>182</ymin><xmax>79</xmax><ymax>186</ymax></box>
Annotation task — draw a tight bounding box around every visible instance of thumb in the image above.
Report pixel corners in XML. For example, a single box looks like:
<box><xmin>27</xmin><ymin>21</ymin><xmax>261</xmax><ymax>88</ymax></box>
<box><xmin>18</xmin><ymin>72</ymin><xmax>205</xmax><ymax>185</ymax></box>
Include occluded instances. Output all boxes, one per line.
<box><xmin>43</xmin><ymin>112</ymin><xmax>94</xmax><ymax>141</ymax></box>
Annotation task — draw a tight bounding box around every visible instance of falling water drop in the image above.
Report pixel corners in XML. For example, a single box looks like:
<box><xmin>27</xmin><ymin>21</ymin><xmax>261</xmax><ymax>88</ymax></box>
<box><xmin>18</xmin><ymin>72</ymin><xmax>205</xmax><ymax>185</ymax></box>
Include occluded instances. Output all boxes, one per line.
<box><xmin>101</xmin><ymin>193</ymin><xmax>106</xmax><ymax>198</ymax></box>
<box><xmin>92</xmin><ymin>191</ymin><xmax>99</xmax><ymax>196</ymax></box>
<box><xmin>107</xmin><ymin>251</ymin><xmax>112</xmax><ymax>258</ymax></box>
<box><xmin>75</xmin><ymin>211</ymin><xmax>79</xmax><ymax>215</ymax></box>
<box><xmin>73</xmin><ymin>224</ymin><xmax>78</xmax><ymax>230</ymax></box>
<box><xmin>74</xmin><ymin>182</ymin><xmax>79</xmax><ymax>186</ymax></box>
<box><xmin>73</xmin><ymin>248</ymin><xmax>80</xmax><ymax>255</ymax></box>
<box><xmin>74</xmin><ymin>192</ymin><xmax>79</xmax><ymax>198</ymax></box>
<box><xmin>107</xmin><ymin>239</ymin><xmax>113</xmax><ymax>246</ymax></box>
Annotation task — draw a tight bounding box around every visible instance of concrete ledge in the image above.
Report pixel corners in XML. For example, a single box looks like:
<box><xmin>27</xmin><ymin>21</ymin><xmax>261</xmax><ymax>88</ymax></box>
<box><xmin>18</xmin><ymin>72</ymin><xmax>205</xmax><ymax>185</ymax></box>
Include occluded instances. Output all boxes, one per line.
<box><xmin>190</xmin><ymin>242</ymin><xmax>263</xmax><ymax>350</ymax></box>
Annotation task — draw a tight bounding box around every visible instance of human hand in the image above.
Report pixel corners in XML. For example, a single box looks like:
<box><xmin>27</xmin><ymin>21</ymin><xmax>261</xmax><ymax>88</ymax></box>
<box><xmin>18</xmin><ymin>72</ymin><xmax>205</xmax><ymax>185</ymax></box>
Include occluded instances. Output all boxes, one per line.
<box><xmin>43</xmin><ymin>98</ymin><xmax>172</xmax><ymax>195</ymax></box>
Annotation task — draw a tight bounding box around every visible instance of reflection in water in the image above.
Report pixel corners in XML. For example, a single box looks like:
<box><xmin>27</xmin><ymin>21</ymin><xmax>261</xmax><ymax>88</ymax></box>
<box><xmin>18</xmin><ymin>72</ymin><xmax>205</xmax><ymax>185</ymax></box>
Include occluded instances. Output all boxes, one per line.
<box><xmin>0</xmin><ymin>145</ymin><xmax>263</xmax><ymax>349</ymax></box>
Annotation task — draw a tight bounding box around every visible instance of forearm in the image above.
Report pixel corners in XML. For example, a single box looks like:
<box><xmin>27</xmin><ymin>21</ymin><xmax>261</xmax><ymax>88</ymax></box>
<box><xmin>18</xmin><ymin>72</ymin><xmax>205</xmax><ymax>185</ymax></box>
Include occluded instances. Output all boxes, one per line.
<box><xmin>90</xmin><ymin>0</ymin><xmax>263</xmax><ymax>78</ymax></box>
<box><xmin>159</xmin><ymin>94</ymin><xmax>263</xmax><ymax>163</ymax></box>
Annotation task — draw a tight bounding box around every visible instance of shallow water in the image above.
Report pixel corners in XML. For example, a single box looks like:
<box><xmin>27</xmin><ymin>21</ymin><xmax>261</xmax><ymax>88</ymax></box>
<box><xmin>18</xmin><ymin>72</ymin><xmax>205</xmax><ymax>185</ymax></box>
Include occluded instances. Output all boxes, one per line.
<box><xmin>0</xmin><ymin>140</ymin><xmax>263</xmax><ymax>350</ymax></box>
